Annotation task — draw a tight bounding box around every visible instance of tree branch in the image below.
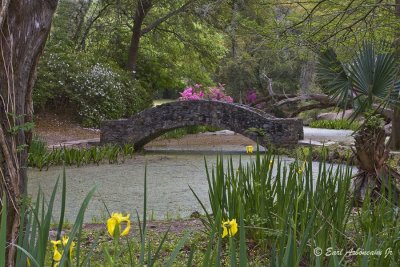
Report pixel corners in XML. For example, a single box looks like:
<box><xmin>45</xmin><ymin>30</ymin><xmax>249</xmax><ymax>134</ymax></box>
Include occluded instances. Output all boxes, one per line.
<box><xmin>0</xmin><ymin>0</ymin><xmax>10</xmax><ymax>29</ymax></box>
<box><xmin>141</xmin><ymin>0</ymin><xmax>194</xmax><ymax>35</ymax></box>
<box><xmin>78</xmin><ymin>2</ymin><xmax>111</xmax><ymax>50</ymax></box>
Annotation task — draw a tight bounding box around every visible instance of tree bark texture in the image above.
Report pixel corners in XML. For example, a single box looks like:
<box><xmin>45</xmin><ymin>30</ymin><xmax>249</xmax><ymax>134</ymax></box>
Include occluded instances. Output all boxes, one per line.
<box><xmin>391</xmin><ymin>0</ymin><xmax>400</xmax><ymax>150</ymax></box>
<box><xmin>352</xmin><ymin>125</ymin><xmax>400</xmax><ymax>206</ymax></box>
<box><xmin>299</xmin><ymin>58</ymin><xmax>315</xmax><ymax>94</ymax></box>
<box><xmin>126</xmin><ymin>0</ymin><xmax>194</xmax><ymax>73</ymax></box>
<box><xmin>0</xmin><ymin>1</ymin><xmax>57</xmax><ymax>266</ymax></box>
<box><xmin>391</xmin><ymin>106</ymin><xmax>400</xmax><ymax>150</ymax></box>
<box><xmin>127</xmin><ymin>0</ymin><xmax>152</xmax><ymax>72</ymax></box>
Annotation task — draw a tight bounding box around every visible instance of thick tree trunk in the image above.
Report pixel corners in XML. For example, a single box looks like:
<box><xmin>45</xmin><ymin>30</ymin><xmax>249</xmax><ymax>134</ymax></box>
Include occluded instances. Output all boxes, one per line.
<box><xmin>126</xmin><ymin>0</ymin><xmax>193</xmax><ymax>74</ymax></box>
<box><xmin>127</xmin><ymin>0</ymin><xmax>152</xmax><ymax>73</ymax></box>
<box><xmin>391</xmin><ymin>0</ymin><xmax>400</xmax><ymax>150</ymax></box>
<box><xmin>390</xmin><ymin>95</ymin><xmax>400</xmax><ymax>150</ymax></box>
<box><xmin>0</xmin><ymin>1</ymin><xmax>57</xmax><ymax>266</ymax></box>
<box><xmin>353</xmin><ymin>124</ymin><xmax>400</xmax><ymax>206</ymax></box>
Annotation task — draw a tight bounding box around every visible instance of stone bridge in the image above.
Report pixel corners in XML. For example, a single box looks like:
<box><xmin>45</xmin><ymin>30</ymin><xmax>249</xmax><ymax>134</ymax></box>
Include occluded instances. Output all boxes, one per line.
<box><xmin>100</xmin><ymin>100</ymin><xmax>304</xmax><ymax>149</ymax></box>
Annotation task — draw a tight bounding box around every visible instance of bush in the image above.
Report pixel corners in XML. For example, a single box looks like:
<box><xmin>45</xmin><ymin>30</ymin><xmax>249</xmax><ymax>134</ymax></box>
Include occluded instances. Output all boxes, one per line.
<box><xmin>34</xmin><ymin>48</ymin><xmax>152</xmax><ymax>127</ymax></box>
<box><xmin>28</xmin><ymin>144</ymin><xmax>135</xmax><ymax>170</ymax></box>
<box><xmin>309</xmin><ymin>119</ymin><xmax>360</xmax><ymax>131</ymax></box>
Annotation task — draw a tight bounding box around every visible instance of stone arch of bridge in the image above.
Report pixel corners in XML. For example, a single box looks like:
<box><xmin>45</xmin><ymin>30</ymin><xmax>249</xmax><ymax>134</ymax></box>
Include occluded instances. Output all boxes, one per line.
<box><xmin>100</xmin><ymin>100</ymin><xmax>303</xmax><ymax>149</ymax></box>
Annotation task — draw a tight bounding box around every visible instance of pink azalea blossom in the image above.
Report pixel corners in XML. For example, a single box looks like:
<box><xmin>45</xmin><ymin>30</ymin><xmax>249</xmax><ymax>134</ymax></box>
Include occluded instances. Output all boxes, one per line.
<box><xmin>246</xmin><ymin>90</ymin><xmax>257</xmax><ymax>103</ymax></box>
<box><xmin>179</xmin><ymin>83</ymin><xmax>233</xmax><ymax>103</ymax></box>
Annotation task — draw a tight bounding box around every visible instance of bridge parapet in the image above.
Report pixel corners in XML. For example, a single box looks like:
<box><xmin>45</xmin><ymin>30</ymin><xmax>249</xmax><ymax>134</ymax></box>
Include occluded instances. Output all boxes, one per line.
<box><xmin>100</xmin><ymin>100</ymin><xmax>303</xmax><ymax>149</ymax></box>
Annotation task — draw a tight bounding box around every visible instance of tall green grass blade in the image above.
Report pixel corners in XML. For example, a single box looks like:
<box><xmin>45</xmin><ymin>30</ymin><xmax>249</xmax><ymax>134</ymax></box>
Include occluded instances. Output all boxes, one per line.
<box><xmin>361</xmin><ymin>233</ymin><xmax>372</xmax><ymax>267</ymax></box>
<box><xmin>15</xmin><ymin>197</ymin><xmax>29</xmax><ymax>265</ymax></box>
<box><xmin>214</xmin><ymin>234</ymin><xmax>222</xmax><ymax>267</ymax></box>
<box><xmin>29</xmin><ymin>190</ymin><xmax>41</xmax><ymax>259</ymax></box>
<box><xmin>13</xmin><ymin>244</ymin><xmax>41</xmax><ymax>267</ymax></box>
<box><xmin>17</xmin><ymin>210</ymin><xmax>32</xmax><ymax>267</ymax></box>
<box><xmin>0</xmin><ymin>195</ymin><xmax>7</xmax><ymax>267</ymax></box>
<box><xmin>56</xmin><ymin>170</ymin><xmax>66</xmax><ymax>241</ymax></box>
<box><xmin>189</xmin><ymin>185</ymin><xmax>212</xmax><ymax>228</ymax></box>
<box><xmin>239</xmin><ymin>204</ymin><xmax>248</xmax><ymax>266</ymax></box>
<box><xmin>164</xmin><ymin>231</ymin><xmax>190</xmax><ymax>267</ymax></box>
<box><xmin>149</xmin><ymin>226</ymin><xmax>171</xmax><ymax>266</ymax></box>
<box><xmin>76</xmin><ymin>221</ymin><xmax>83</xmax><ymax>266</ymax></box>
<box><xmin>282</xmin><ymin>230</ymin><xmax>294</xmax><ymax>267</ymax></box>
<box><xmin>126</xmin><ymin>234</ymin><xmax>135</xmax><ymax>267</ymax></box>
<box><xmin>59</xmin><ymin>186</ymin><xmax>96</xmax><ymax>266</ymax></box>
<box><xmin>80</xmin><ymin>231</ymin><xmax>101</xmax><ymax>267</ymax></box>
<box><xmin>139</xmin><ymin>165</ymin><xmax>147</xmax><ymax>265</ymax></box>
<box><xmin>37</xmin><ymin>177</ymin><xmax>60</xmax><ymax>266</ymax></box>
<box><xmin>186</xmin><ymin>245</ymin><xmax>195</xmax><ymax>267</ymax></box>
<box><xmin>229</xmin><ymin>237</ymin><xmax>237</xmax><ymax>267</ymax></box>
<box><xmin>202</xmin><ymin>228</ymin><xmax>215</xmax><ymax>267</ymax></box>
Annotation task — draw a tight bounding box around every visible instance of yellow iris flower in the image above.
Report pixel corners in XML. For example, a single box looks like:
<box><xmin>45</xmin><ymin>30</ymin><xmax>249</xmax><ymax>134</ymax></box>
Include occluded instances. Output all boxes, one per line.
<box><xmin>62</xmin><ymin>236</ymin><xmax>76</xmax><ymax>256</ymax></box>
<box><xmin>297</xmin><ymin>160</ymin><xmax>307</xmax><ymax>175</ymax></box>
<box><xmin>107</xmin><ymin>212</ymin><xmax>131</xmax><ymax>238</ymax></box>
<box><xmin>222</xmin><ymin>219</ymin><xmax>238</xmax><ymax>238</ymax></box>
<box><xmin>51</xmin><ymin>235</ymin><xmax>76</xmax><ymax>265</ymax></box>
<box><xmin>246</xmin><ymin>146</ymin><xmax>254</xmax><ymax>154</ymax></box>
<box><xmin>51</xmin><ymin>240</ymin><xmax>62</xmax><ymax>262</ymax></box>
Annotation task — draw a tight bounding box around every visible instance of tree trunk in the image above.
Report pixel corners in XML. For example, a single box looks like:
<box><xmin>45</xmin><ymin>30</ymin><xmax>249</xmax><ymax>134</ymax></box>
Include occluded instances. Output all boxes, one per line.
<box><xmin>0</xmin><ymin>1</ymin><xmax>57</xmax><ymax>266</ymax></box>
<box><xmin>391</xmin><ymin>0</ymin><xmax>400</xmax><ymax>150</ymax></box>
<box><xmin>229</xmin><ymin>0</ymin><xmax>239</xmax><ymax>58</ymax></box>
<box><xmin>391</xmin><ymin>107</ymin><xmax>400</xmax><ymax>150</ymax></box>
<box><xmin>127</xmin><ymin>0</ymin><xmax>152</xmax><ymax>73</ymax></box>
<box><xmin>352</xmin><ymin>124</ymin><xmax>400</xmax><ymax>206</ymax></box>
<box><xmin>299</xmin><ymin>57</ymin><xmax>315</xmax><ymax>94</ymax></box>
<box><xmin>73</xmin><ymin>0</ymin><xmax>93</xmax><ymax>43</ymax></box>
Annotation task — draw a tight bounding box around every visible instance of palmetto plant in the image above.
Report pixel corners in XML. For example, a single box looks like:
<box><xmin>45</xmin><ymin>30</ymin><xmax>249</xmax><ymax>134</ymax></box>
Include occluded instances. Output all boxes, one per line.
<box><xmin>316</xmin><ymin>42</ymin><xmax>400</xmax><ymax>204</ymax></box>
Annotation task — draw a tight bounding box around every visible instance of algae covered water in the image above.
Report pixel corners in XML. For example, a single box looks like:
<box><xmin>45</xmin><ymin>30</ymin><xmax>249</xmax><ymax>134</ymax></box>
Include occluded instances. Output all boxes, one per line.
<box><xmin>27</xmin><ymin>153</ymin><xmax>352</xmax><ymax>223</ymax></box>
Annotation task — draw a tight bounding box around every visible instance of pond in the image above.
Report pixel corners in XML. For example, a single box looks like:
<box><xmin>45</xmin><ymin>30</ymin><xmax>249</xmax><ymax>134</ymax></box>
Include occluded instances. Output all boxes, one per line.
<box><xmin>27</xmin><ymin>152</ymin><xmax>353</xmax><ymax>223</ymax></box>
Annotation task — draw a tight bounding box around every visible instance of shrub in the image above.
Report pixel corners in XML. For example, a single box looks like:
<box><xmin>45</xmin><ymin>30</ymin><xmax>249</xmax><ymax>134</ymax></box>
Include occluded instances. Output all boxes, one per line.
<box><xmin>309</xmin><ymin>119</ymin><xmax>360</xmax><ymax>131</ymax></box>
<box><xmin>28</xmin><ymin>144</ymin><xmax>135</xmax><ymax>170</ymax></box>
<box><xmin>34</xmin><ymin>48</ymin><xmax>152</xmax><ymax>127</ymax></box>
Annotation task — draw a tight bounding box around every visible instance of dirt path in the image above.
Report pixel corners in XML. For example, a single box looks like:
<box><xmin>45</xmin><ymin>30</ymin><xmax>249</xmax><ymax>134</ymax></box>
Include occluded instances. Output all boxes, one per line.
<box><xmin>33</xmin><ymin>113</ymin><xmax>99</xmax><ymax>145</ymax></box>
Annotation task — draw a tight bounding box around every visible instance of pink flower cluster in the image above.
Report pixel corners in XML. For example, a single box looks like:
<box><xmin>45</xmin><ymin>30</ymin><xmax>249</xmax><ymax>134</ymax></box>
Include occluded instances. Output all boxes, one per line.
<box><xmin>179</xmin><ymin>86</ymin><xmax>204</xmax><ymax>100</ymax></box>
<box><xmin>179</xmin><ymin>83</ymin><xmax>233</xmax><ymax>103</ymax></box>
<box><xmin>246</xmin><ymin>90</ymin><xmax>257</xmax><ymax>103</ymax></box>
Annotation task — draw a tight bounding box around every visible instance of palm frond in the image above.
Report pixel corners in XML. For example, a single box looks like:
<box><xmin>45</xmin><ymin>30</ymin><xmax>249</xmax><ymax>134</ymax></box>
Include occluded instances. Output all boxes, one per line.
<box><xmin>316</xmin><ymin>42</ymin><xmax>399</xmax><ymax>117</ymax></box>
<box><xmin>316</xmin><ymin>48</ymin><xmax>353</xmax><ymax>109</ymax></box>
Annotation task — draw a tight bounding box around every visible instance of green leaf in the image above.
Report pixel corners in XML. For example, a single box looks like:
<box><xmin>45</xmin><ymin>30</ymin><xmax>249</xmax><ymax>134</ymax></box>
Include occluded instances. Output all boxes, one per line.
<box><xmin>59</xmin><ymin>186</ymin><xmax>96</xmax><ymax>266</ymax></box>
<box><xmin>164</xmin><ymin>231</ymin><xmax>191</xmax><ymax>267</ymax></box>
